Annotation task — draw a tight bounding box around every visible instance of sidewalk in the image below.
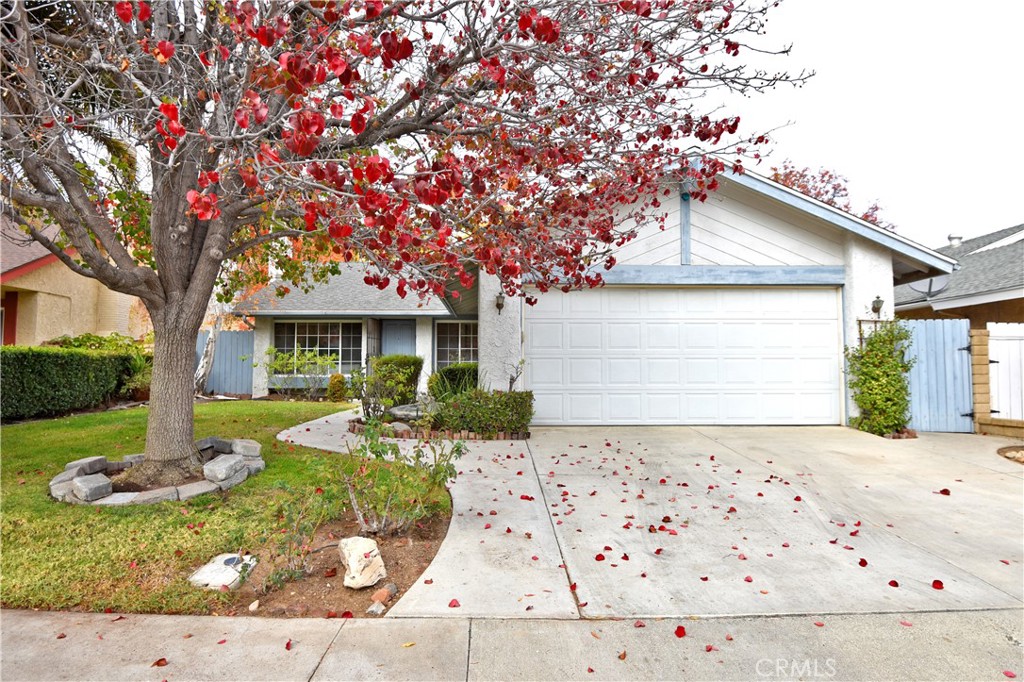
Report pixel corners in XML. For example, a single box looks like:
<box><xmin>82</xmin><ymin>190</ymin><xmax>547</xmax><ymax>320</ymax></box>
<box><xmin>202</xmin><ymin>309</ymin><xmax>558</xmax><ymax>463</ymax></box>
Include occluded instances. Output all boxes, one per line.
<box><xmin>2</xmin><ymin>608</ymin><xmax>1020</xmax><ymax>681</ymax></box>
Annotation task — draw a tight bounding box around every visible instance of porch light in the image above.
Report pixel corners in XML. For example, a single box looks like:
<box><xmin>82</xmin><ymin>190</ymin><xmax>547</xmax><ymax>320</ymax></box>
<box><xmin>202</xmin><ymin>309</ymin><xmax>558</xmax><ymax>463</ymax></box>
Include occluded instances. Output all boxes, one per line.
<box><xmin>871</xmin><ymin>295</ymin><xmax>884</xmax><ymax>317</ymax></box>
<box><xmin>495</xmin><ymin>292</ymin><xmax>506</xmax><ymax>315</ymax></box>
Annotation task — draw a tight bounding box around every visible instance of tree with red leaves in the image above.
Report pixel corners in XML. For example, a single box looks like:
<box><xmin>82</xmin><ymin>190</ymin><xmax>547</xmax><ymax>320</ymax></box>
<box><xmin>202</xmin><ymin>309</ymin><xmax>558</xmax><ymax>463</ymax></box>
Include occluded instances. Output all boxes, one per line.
<box><xmin>1</xmin><ymin>0</ymin><xmax>806</xmax><ymax>483</ymax></box>
<box><xmin>769</xmin><ymin>160</ymin><xmax>895</xmax><ymax>230</ymax></box>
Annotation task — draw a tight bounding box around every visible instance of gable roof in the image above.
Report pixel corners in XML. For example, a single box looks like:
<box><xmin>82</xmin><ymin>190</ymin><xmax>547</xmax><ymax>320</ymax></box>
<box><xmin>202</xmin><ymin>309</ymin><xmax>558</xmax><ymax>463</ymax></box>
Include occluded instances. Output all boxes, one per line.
<box><xmin>719</xmin><ymin>168</ymin><xmax>957</xmax><ymax>284</ymax></box>
<box><xmin>233</xmin><ymin>263</ymin><xmax>452</xmax><ymax>317</ymax></box>
<box><xmin>895</xmin><ymin>224</ymin><xmax>1024</xmax><ymax>311</ymax></box>
<box><xmin>1</xmin><ymin>217</ymin><xmax>60</xmax><ymax>281</ymax></box>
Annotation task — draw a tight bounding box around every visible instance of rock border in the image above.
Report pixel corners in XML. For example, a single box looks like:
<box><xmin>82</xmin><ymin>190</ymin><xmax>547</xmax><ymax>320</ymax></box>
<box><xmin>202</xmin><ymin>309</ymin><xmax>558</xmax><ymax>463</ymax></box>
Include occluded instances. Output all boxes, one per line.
<box><xmin>347</xmin><ymin>418</ymin><xmax>530</xmax><ymax>441</ymax></box>
<box><xmin>49</xmin><ymin>437</ymin><xmax>267</xmax><ymax>506</ymax></box>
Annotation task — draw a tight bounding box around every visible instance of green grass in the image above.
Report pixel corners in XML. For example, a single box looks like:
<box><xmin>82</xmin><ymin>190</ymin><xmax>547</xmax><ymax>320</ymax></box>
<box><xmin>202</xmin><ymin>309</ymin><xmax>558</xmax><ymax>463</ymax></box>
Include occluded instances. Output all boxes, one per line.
<box><xmin>0</xmin><ymin>400</ymin><xmax>449</xmax><ymax>614</ymax></box>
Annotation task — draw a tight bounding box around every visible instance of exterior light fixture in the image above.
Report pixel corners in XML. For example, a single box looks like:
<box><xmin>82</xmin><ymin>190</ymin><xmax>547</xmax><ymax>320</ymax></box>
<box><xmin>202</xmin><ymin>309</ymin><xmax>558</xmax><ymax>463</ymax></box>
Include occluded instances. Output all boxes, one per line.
<box><xmin>871</xmin><ymin>295</ymin><xmax>884</xmax><ymax>318</ymax></box>
<box><xmin>495</xmin><ymin>292</ymin><xmax>505</xmax><ymax>315</ymax></box>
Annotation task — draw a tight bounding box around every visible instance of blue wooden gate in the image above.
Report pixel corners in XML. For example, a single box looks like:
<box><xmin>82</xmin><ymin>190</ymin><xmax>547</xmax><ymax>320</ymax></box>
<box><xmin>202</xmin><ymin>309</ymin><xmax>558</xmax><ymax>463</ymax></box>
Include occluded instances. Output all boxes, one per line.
<box><xmin>905</xmin><ymin>319</ymin><xmax>973</xmax><ymax>432</ymax></box>
<box><xmin>195</xmin><ymin>330</ymin><xmax>255</xmax><ymax>395</ymax></box>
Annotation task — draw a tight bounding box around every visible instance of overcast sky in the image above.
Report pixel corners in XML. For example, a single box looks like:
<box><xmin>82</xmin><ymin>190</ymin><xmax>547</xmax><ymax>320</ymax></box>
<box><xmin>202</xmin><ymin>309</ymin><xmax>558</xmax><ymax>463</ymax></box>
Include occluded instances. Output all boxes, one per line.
<box><xmin>727</xmin><ymin>0</ymin><xmax>1023</xmax><ymax>248</ymax></box>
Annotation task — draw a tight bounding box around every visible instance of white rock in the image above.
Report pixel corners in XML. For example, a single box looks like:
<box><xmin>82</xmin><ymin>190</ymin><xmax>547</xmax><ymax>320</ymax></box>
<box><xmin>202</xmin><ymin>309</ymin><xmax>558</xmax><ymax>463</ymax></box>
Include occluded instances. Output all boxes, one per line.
<box><xmin>338</xmin><ymin>537</ymin><xmax>387</xmax><ymax>589</ymax></box>
<box><xmin>248</xmin><ymin>599</ymin><xmax>260</xmax><ymax>612</ymax></box>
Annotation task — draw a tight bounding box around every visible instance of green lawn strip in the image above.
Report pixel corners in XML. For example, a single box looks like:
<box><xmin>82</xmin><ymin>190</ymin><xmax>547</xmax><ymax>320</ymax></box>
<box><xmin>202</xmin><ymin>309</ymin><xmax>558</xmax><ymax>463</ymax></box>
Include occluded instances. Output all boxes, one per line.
<box><xmin>0</xmin><ymin>401</ymin><xmax>450</xmax><ymax>614</ymax></box>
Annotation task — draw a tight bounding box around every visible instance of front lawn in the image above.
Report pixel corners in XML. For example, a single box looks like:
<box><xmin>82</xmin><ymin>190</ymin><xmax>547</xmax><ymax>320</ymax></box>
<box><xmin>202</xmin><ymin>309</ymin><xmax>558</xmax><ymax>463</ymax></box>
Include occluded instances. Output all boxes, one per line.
<box><xmin>0</xmin><ymin>401</ymin><xmax>448</xmax><ymax>614</ymax></box>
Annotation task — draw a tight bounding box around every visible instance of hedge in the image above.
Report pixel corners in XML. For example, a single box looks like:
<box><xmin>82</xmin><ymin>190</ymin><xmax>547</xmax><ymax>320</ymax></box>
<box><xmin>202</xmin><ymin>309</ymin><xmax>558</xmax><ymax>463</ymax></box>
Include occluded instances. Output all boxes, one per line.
<box><xmin>435</xmin><ymin>389</ymin><xmax>534</xmax><ymax>437</ymax></box>
<box><xmin>427</xmin><ymin>362</ymin><xmax>478</xmax><ymax>400</ymax></box>
<box><xmin>369</xmin><ymin>354</ymin><xmax>424</xmax><ymax>405</ymax></box>
<box><xmin>1</xmin><ymin>346</ymin><xmax>135</xmax><ymax>421</ymax></box>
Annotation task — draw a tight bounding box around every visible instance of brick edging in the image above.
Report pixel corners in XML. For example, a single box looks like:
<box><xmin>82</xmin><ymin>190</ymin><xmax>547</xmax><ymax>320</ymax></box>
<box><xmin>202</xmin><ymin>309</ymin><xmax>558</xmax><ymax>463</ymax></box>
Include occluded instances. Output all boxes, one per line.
<box><xmin>347</xmin><ymin>419</ymin><xmax>530</xmax><ymax>441</ymax></box>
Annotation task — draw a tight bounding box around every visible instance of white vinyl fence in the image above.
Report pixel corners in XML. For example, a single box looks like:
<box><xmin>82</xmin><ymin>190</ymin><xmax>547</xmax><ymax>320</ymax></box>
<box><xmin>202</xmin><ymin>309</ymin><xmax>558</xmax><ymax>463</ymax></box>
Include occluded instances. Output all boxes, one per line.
<box><xmin>988</xmin><ymin>323</ymin><xmax>1024</xmax><ymax>421</ymax></box>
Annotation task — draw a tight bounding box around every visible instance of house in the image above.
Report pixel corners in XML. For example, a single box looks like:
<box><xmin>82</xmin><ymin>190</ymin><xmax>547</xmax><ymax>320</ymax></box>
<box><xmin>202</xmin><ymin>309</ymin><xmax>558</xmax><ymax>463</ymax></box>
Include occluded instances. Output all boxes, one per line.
<box><xmin>1</xmin><ymin>218</ymin><xmax>148</xmax><ymax>345</ymax></box>
<box><xmin>237</xmin><ymin>166</ymin><xmax>957</xmax><ymax>427</ymax></box>
<box><xmin>234</xmin><ymin>266</ymin><xmax>474</xmax><ymax>397</ymax></box>
<box><xmin>895</xmin><ymin>225</ymin><xmax>1024</xmax><ymax>438</ymax></box>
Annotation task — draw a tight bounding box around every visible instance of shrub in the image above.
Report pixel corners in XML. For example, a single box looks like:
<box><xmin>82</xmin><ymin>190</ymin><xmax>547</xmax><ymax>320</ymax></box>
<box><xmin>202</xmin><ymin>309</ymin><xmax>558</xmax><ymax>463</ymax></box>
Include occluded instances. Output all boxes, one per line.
<box><xmin>370</xmin><ymin>354</ymin><xmax>423</xmax><ymax>404</ymax></box>
<box><xmin>349</xmin><ymin>364</ymin><xmax>413</xmax><ymax>420</ymax></box>
<box><xmin>845</xmin><ymin>320</ymin><xmax>915</xmax><ymax>436</ymax></box>
<box><xmin>428</xmin><ymin>362</ymin><xmax>478</xmax><ymax>400</ymax></box>
<box><xmin>435</xmin><ymin>389</ymin><xmax>534</xmax><ymax>436</ymax></box>
<box><xmin>1</xmin><ymin>346</ymin><xmax>134</xmax><ymax>421</ymax></box>
<box><xmin>326</xmin><ymin>373</ymin><xmax>348</xmax><ymax>402</ymax></box>
<box><xmin>45</xmin><ymin>332</ymin><xmax>142</xmax><ymax>354</ymax></box>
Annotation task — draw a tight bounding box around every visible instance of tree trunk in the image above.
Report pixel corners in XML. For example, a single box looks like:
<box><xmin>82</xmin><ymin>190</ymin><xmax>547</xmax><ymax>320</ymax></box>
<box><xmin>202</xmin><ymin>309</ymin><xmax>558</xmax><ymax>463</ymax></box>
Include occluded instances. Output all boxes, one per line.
<box><xmin>130</xmin><ymin>306</ymin><xmax>204</xmax><ymax>486</ymax></box>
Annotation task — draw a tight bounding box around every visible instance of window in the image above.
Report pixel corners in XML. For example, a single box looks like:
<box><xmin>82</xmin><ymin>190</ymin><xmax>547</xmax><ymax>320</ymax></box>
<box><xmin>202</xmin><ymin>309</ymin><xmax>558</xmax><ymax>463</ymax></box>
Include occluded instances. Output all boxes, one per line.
<box><xmin>435</xmin><ymin>321</ymin><xmax>478</xmax><ymax>368</ymax></box>
<box><xmin>273</xmin><ymin>321</ymin><xmax>362</xmax><ymax>373</ymax></box>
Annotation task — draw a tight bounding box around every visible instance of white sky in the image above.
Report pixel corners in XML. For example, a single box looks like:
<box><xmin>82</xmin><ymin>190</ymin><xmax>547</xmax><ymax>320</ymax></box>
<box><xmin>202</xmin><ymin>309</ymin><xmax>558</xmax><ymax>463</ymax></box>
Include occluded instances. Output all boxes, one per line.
<box><xmin>728</xmin><ymin>0</ymin><xmax>1024</xmax><ymax>248</ymax></box>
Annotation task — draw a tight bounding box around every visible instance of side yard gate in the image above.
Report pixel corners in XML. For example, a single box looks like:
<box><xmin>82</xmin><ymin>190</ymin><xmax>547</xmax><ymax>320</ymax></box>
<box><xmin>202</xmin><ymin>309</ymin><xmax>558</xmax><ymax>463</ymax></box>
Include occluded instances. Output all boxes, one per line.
<box><xmin>988</xmin><ymin>323</ymin><xmax>1024</xmax><ymax>421</ymax></box>
<box><xmin>194</xmin><ymin>330</ymin><xmax>255</xmax><ymax>396</ymax></box>
<box><xmin>904</xmin><ymin>319</ymin><xmax>973</xmax><ymax>433</ymax></box>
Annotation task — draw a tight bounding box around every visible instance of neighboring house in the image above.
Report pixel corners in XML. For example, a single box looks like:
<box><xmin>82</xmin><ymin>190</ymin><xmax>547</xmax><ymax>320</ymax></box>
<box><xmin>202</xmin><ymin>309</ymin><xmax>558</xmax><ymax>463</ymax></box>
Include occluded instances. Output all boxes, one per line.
<box><xmin>895</xmin><ymin>225</ymin><xmax>1023</xmax><ymax>327</ymax></box>
<box><xmin>1</xmin><ymin>219</ymin><xmax>147</xmax><ymax>345</ymax></box>
<box><xmin>234</xmin><ymin>266</ymin><xmax>475</xmax><ymax>397</ymax></box>
<box><xmin>896</xmin><ymin>225</ymin><xmax>1024</xmax><ymax>438</ymax></box>
<box><xmin>237</xmin><ymin>167</ymin><xmax>956</xmax><ymax>427</ymax></box>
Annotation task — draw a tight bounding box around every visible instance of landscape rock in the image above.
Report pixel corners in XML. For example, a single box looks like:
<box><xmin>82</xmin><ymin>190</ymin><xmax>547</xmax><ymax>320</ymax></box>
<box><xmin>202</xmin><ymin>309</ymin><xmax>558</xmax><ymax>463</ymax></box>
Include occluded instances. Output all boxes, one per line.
<box><xmin>124</xmin><ymin>454</ymin><xmax>145</xmax><ymax>465</ymax></box>
<box><xmin>212</xmin><ymin>438</ymin><xmax>234</xmax><ymax>453</ymax></box>
<box><xmin>72</xmin><ymin>473</ymin><xmax>112</xmax><ymax>502</ymax></box>
<box><xmin>245</xmin><ymin>459</ymin><xmax>267</xmax><ymax>476</ymax></box>
<box><xmin>93</xmin><ymin>492</ymin><xmax>139</xmax><ymax>506</ymax></box>
<box><xmin>177</xmin><ymin>480</ymin><xmax>220</xmax><ymax>501</ymax></box>
<box><xmin>50</xmin><ymin>468</ymin><xmax>82</xmax><ymax>486</ymax></box>
<box><xmin>388</xmin><ymin>402</ymin><xmax>438</xmax><ymax>421</ymax></box>
<box><xmin>248</xmin><ymin>600</ymin><xmax>260</xmax><ymax>613</ymax></box>
<box><xmin>203</xmin><ymin>454</ymin><xmax>245</xmax><ymax>483</ymax></box>
<box><xmin>188</xmin><ymin>553</ymin><xmax>257</xmax><ymax>591</ymax></box>
<box><xmin>134</xmin><ymin>486</ymin><xmax>179</xmax><ymax>504</ymax></box>
<box><xmin>231</xmin><ymin>439</ymin><xmax>262</xmax><ymax>457</ymax></box>
<box><xmin>104</xmin><ymin>461</ymin><xmax>130</xmax><ymax>474</ymax></box>
<box><xmin>390</xmin><ymin>422</ymin><xmax>413</xmax><ymax>435</ymax></box>
<box><xmin>65</xmin><ymin>456</ymin><xmax>107</xmax><ymax>475</ymax></box>
<box><xmin>216</xmin><ymin>467</ymin><xmax>248</xmax><ymax>491</ymax></box>
<box><xmin>49</xmin><ymin>480</ymin><xmax>76</xmax><ymax>502</ymax></box>
<box><xmin>366</xmin><ymin>601</ymin><xmax>387</xmax><ymax>615</ymax></box>
<box><xmin>338</xmin><ymin>536</ymin><xmax>387</xmax><ymax>589</ymax></box>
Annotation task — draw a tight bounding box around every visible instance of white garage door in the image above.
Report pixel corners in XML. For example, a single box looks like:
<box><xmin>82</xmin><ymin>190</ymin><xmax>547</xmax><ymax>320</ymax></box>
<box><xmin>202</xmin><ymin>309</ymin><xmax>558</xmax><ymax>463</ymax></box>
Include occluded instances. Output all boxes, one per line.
<box><xmin>524</xmin><ymin>287</ymin><xmax>842</xmax><ymax>425</ymax></box>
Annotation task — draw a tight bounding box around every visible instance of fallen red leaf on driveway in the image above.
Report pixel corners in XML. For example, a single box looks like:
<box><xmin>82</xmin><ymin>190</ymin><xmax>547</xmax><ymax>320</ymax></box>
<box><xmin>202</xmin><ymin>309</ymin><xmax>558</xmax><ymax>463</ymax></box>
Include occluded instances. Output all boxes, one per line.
<box><xmin>448</xmin><ymin>599</ymin><xmax>460</xmax><ymax>608</ymax></box>
<box><xmin>285</xmin><ymin>639</ymin><xmax>292</xmax><ymax>651</ymax></box>
<box><xmin>674</xmin><ymin>626</ymin><xmax>687</xmax><ymax>638</ymax></box>
<box><xmin>151</xmin><ymin>658</ymin><xmax>168</xmax><ymax>667</ymax></box>
<box><xmin>888</xmin><ymin>580</ymin><xmax>899</xmax><ymax>588</ymax></box>
<box><xmin>56</xmin><ymin>633</ymin><xmax>66</xmax><ymax>639</ymax></box>
<box><xmin>932</xmin><ymin>580</ymin><xmax>944</xmax><ymax>590</ymax></box>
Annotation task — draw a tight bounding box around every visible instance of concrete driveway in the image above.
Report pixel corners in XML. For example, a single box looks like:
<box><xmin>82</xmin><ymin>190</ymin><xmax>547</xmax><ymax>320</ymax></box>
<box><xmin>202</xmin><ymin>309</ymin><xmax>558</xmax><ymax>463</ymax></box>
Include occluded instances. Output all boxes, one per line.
<box><xmin>381</xmin><ymin>423</ymin><xmax>1023</xmax><ymax>620</ymax></box>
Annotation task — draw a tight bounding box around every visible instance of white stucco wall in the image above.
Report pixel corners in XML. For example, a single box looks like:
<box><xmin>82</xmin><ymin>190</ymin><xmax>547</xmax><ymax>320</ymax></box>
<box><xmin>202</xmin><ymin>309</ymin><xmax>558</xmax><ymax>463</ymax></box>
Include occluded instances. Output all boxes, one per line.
<box><xmin>842</xmin><ymin>234</ymin><xmax>896</xmax><ymax>421</ymax></box>
<box><xmin>251</xmin><ymin>317</ymin><xmax>273</xmax><ymax>398</ymax></box>
<box><xmin>415</xmin><ymin>317</ymin><xmax>434</xmax><ymax>395</ymax></box>
<box><xmin>477</xmin><ymin>273</ymin><xmax>524</xmax><ymax>391</ymax></box>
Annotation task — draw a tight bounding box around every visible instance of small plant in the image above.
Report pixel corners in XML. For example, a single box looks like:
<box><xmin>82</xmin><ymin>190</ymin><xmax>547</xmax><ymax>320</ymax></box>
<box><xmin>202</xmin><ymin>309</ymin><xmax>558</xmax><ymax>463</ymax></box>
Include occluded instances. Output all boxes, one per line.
<box><xmin>845</xmin><ymin>320</ymin><xmax>915</xmax><ymax>436</ymax></box>
<box><xmin>340</xmin><ymin>418</ymin><xmax>464</xmax><ymax>535</ymax></box>
<box><xmin>435</xmin><ymin>389</ymin><xmax>534</xmax><ymax>437</ymax></box>
<box><xmin>263</xmin><ymin>346</ymin><xmax>339</xmax><ymax>401</ymax></box>
<box><xmin>122</xmin><ymin>353</ymin><xmax>153</xmax><ymax>398</ymax></box>
<box><xmin>326</xmin><ymin>373</ymin><xmax>348</xmax><ymax>402</ymax></box>
<box><xmin>370</xmin><ymin>354</ymin><xmax>423</xmax><ymax>404</ymax></box>
<box><xmin>261</xmin><ymin>483</ymin><xmax>342</xmax><ymax>592</ymax></box>
<box><xmin>427</xmin><ymin>362</ymin><xmax>478</xmax><ymax>401</ymax></box>
<box><xmin>349</xmin><ymin>364</ymin><xmax>415</xmax><ymax>420</ymax></box>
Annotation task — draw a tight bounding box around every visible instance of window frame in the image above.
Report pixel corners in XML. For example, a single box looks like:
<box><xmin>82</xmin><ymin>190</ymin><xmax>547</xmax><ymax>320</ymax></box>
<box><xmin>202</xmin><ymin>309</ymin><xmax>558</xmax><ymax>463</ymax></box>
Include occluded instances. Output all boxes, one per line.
<box><xmin>271</xmin><ymin>319</ymin><xmax>364</xmax><ymax>376</ymax></box>
<box><xmin>433</xmin><ymin>320</ymin><xmax>479</xmax><ymax>369</ymax></box>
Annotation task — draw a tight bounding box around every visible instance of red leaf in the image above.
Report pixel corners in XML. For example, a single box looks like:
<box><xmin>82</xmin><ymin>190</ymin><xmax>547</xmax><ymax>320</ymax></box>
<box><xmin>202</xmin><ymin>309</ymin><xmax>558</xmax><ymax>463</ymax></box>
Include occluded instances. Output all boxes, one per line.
<box><xmin>618</xmin><ymin>650</ymin><xmax>627</xmax><ymax>661</ymax></box>
<box><xmin>234</xmin><ymin>109</ymin><xmax>250</xmax><ymax>129</ymax></box>
<box><xmin>137</xmin><ymin>2</ymin><xmax>151</xmax><ymax>22</ymax></box>
<box><xmin>285</xmin><ymin>639</ymin><xmax>292</xmax><ymax>651</ymax></box>
<box><xmin>341</xmin><ymin>611</ymin><xmax>353</xmax><ymax>618</ymax></box>
<box><xmin>700</xmin><ymin>576</ymin><xmax>709</xmax><ymax>581</ymax></box>
<box><xmin>1001</xmin><ymin>560</ymin><xmax>1011</xmax><ymax>565</ymax></box>
<box><xmin>1003</xmin><ymin>672</ymin><xmax>1016</xmax><ymax>679</ymax></box>
<box><xmin>794</xmin><ymin>496</ymin><xmax>802</xmax><ymax>502</ymax></box>
<box><xmin>595</xmin><ymin>554</ymin><xmax>605</xmax><ymax>562</ymax></box>
<box><xmin>813</xmin><ymin>621</ymin><xmax>824</xmax><ymax>627</ymax></box>
<box><xmin>104</xmin><ymin>608</ymin><xmax>113</xmax><ymax>614</ymax></box>
<box><xmin>351</xmin><ymin>112</ymin><xmax>366</xmax><ymax>135</ymax></box>
<box><xmin>217</xmin><ymin>639</ymin><xmax>227</xmax><ymax>644</ymax></box>
<box><xmin>155</xmin><ymin>40</ymin><xmax>175</xmax><ymax>63</ymax></box>
<box><xmin>654</xmin><ymin>548</ymin><xmax>663</xmax><ymax>555</ymax></box>
<box><xmin>151</xmin><ymin>658</ymin><xmax>168</xmax><ymax>667</ymax></box>
<box><xmin>858</xmin><ymin>558</ymin><xmax>868</xmax><ymax>567</ymax></box>
<box><xmin>448</xmin><ymin>599</ymin><xmax>460</xmax><ymax>608</ymax></box>
<box><xmin>424</xmin><ymin>579</ymin><xmax>434</xmax><ymax>585</ymax></box>
<box><xmin>743</xmin><ymin>576</ymin><xmax>753</xmax><ymax>582</ymax></box>
<box><xmin>705</xmin><ymin>644</ymin><xmax>716</xmax><ymax>652</ymax></box>
<box><xmin>115</xmin><ymin>1</ymin><xmax>133</xmax><ymax>22</ymax></box>
<box><xmin>56</xmin><ymin>633</ymin><xmax>66</xmax><ymax>639</ymax></box>
<box><xmin>899</xmin><ymin>620</ymin><xmax>913</xmax><ymax>627</ymax></box>
<box><xmin>325</xmin><ymin>611</ymin><xmax>337</xmax><ymax>619</ymax></box>
<box><xmin>931</xmin><ymin>580</ymin><xmax>944</xmax><ymax>590</ymax></box>
<box><xmin>937</xmin><ymin>488</ymin><xmax>951</xmax><ymax>496</ymax></box>
<box><xmin>888</xmin><ymin>580</ymin><xmax>899</xmax><ymax>588</ymax></box>
<box><xmin>587</xmin><ymin>667</ymin><xmax>594</xmax><ymax>674</ymax></box>
<box><xmin>324</xmin><ymin>567</ymin><xmax>337</xmax><ymax>578</ymax></box>
<box><xmin>634</xmin><ymin>620</ymin><xmax>645</xmax><ymax>628</ymax></box>
<box><xmin>674</xmin><ymin>625</ymin><xmax>687</xmax><ymax>638</ymax></box>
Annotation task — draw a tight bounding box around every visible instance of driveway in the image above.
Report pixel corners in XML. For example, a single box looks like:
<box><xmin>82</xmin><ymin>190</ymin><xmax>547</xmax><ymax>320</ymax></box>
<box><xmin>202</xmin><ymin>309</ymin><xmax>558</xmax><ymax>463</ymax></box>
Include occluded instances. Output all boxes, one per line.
<box><xmin>376</xmin><ymin>423</ymin><xmax>1023</xmax><ymax>620</ymax></box>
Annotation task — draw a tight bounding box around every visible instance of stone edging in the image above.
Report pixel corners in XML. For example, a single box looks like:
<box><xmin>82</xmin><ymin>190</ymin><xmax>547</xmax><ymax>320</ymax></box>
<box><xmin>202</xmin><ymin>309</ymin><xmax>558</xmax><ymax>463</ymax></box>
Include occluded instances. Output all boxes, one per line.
<box><xmin>347</xmin><ymin>419</ymin><xmax>530</xmax><ymax>441</ymax></box>
<box><xmin>48</xmin><ymin>437</ymin><xmax>267</xmax><ymax>506</ymax></box>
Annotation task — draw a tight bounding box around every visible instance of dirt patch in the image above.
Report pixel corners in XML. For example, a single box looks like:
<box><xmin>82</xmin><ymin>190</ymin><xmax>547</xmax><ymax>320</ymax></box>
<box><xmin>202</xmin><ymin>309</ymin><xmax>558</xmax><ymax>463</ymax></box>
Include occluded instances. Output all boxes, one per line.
<box><xmin>229</xmin><ymin>513</ymin><xmax>450</xmax><ymax>618</ymax></box>
<box><xmin>997</xmin><ymin>446</ymin><xmax>1024</xmax><ymax>464</ymax></box>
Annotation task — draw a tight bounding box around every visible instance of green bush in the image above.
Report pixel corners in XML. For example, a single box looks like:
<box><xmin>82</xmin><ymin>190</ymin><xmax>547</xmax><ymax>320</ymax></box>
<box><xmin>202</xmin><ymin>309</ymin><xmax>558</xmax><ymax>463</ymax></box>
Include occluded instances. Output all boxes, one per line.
<box><xmin>435</xmin><ymin>389</ymin><xmax>534</xmax><ymax>437</ymax></box>
<box><xmin>370</xmin><ymin>354</ymin><xmax>423</xmax><ymax>404</ymax></box>
<box><xmin>45</xmin><ymin>332</ymin><xmax>143</xmax><ymax>354</ymax></box>
<box><xmin>428</xmin><ymin>362</ymin><xmax>478</xmax><ymax>400</ymax></box>
<box><xmin>845</xmin><ymin>320</ymin><xmax>915</xmax><ymax>436</ymax></box>
<box><xmin>1</xmin><ymin>346</ymin><xmax>135</xmax><ymax>421</ymax></box>
<box><xmin>326</xmin><ymin>373</ymin><xmax>348</xmax><ymax>402</ymax></box>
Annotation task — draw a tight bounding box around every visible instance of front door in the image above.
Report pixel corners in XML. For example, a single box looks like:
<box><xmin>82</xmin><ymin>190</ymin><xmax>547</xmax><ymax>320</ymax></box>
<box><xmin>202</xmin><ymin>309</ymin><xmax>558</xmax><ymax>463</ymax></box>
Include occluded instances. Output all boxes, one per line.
<box><xmin>381</xmin><ymin>319</ymin><xmax>416</xmax><ymax>356</ymax></box>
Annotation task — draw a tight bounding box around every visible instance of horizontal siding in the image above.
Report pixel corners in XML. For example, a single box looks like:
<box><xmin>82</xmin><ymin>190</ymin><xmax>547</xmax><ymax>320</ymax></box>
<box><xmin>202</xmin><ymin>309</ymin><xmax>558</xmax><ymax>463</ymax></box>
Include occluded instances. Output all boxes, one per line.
<box><xmin>691</xmin><ymin>183</ymin><xmax>844</xmax><ymax>266</ymax></box>
<box><xmin>610</xmin><ymin>191</ymin><xmax>682</xmax><ymax>266</ymax></box>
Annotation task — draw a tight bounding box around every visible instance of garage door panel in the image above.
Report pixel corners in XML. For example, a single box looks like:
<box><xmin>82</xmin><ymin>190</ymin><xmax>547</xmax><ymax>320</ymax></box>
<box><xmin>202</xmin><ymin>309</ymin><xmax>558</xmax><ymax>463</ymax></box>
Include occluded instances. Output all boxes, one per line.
<box><xmin>525</xmin><ymin>287</ymin><xmax>841</xmax><ymax>425</ymax></box>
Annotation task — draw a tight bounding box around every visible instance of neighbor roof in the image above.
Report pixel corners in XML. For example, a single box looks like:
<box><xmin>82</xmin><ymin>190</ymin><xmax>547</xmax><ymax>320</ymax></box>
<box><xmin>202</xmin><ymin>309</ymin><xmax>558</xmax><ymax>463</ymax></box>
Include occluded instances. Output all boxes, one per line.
<box><xmin>894</xmin><ymin>224</ymin><xmax>1024</xmax><ymax>311</ymax></box>
<box><xmin>234</xmin><ymin>263</ymin><xmax>452</xmax><ymax>317</ymax></box>
<box><xmin>1</xmin><ymin>217</ymin><xmax>59</xmax><ymax>279</ymax></box>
